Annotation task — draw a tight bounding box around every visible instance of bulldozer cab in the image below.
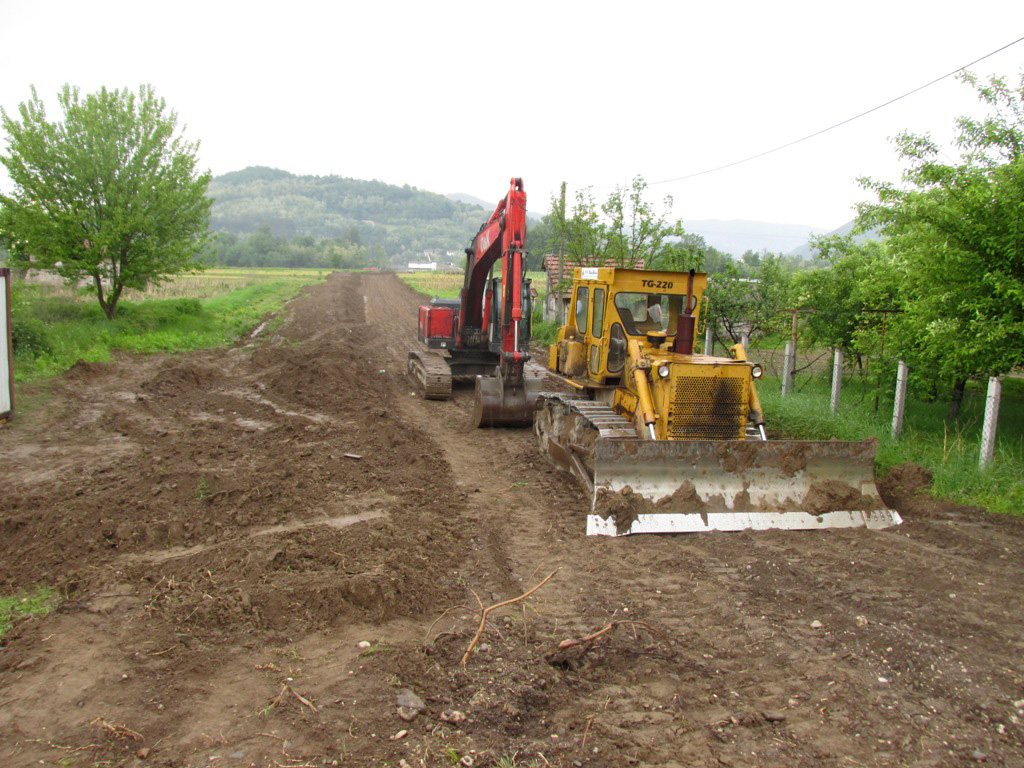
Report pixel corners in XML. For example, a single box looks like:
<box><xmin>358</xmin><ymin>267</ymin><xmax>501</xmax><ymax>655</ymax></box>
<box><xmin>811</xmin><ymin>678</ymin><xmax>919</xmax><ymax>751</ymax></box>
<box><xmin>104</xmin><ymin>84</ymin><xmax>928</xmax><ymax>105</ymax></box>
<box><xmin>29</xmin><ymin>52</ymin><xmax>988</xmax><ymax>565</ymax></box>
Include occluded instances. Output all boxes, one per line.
<box><xmin>552</xmin><ymin>267</ymin><xmax>708</xmax><ymax>386</ymax></box>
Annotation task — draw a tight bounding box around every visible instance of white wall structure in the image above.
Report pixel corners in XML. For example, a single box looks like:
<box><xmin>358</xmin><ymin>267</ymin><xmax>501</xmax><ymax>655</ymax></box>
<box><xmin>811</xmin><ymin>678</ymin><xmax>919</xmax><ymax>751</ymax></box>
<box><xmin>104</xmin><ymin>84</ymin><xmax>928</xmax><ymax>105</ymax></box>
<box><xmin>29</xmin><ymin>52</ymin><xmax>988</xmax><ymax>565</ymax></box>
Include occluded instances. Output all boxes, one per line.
<box><xmin>0</xmin><ymin>268</ymin><xmax>12</xmax><ymax>419</ymax></box>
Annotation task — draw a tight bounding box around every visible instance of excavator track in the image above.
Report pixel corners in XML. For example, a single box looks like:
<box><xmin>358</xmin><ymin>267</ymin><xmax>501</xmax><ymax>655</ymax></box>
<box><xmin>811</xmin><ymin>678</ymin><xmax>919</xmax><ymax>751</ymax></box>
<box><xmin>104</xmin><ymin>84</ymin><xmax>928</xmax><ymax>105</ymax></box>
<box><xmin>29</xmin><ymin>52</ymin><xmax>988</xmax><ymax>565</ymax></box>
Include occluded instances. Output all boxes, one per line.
<box><xmin>536</xmin><ymin>392</ymin><xmax>902</xmax><ymax>536</ymax></box>
<box><xmin>408</xmin><ymin>348</ymin><xmax>452</xmax><ymax>400</ymax></box>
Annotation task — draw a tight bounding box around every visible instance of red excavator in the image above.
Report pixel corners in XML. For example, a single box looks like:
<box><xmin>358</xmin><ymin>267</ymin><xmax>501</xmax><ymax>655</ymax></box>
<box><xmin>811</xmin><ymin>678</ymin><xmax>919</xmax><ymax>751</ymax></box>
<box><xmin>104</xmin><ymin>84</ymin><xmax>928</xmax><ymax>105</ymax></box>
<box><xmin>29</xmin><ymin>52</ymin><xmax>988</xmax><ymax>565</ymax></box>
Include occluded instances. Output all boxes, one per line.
<box><xmin>408</xmin><ymin>178</ymin><xmax>544</xmax><ymax>426</ymax></box>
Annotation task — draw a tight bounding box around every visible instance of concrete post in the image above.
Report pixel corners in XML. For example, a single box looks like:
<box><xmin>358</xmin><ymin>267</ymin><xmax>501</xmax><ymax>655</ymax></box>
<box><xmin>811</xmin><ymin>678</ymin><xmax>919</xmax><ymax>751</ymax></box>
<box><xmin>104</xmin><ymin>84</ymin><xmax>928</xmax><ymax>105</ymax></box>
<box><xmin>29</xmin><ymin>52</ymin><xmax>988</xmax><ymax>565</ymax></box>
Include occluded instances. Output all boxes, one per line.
<box><xmin>781</xmin><ymin>342</ymin><xmax>794</xmax><ymax>396</ymax></box>
<box><xmin>740</xmin><ymin>331</ymin><xmax>750</xmax><ymax>351</ymax></box>
<box><xmin>892</xmin><ymin>360</ymin><xmax>908</xmax><ymax>438</ymax></box>
<box><xmin>0</xmin><ymin>268</ymin><xmax>12</xmax><ymax>420</ymax></box>
<box><xmin>704</xmin><ymin>321</ymin><xmax>714</xmax><ymax>356</ymax></box>
<box><xmin>980</xmin><ymin>376</ymin><xmax>1002</xmax><ymax>469</ymax></box>
<box><xmin>830</xmin><ymin>348</ymin><xmax>843</xmax><ymax>414</ymax></box>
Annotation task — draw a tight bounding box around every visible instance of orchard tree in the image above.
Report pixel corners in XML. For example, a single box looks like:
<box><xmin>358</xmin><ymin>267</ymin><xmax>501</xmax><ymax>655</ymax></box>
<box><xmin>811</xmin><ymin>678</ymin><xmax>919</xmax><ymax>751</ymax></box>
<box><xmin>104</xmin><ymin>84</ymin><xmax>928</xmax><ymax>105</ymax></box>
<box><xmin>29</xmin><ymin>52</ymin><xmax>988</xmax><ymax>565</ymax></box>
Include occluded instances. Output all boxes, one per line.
<box><xmin>858</xmin><ymin>71</ymin><xmax>1024</xmax><ymax>416</ymax></box>
<box><xmin>792</xmin><ymin>235</ymin><xmax>901</xmax><ymax>367</ymax></box>
<box><xmin>0</xmin><ymin>84</ymin><xmax>212</xmax><ymax>318</ymax></box>
<box><xmin>550</xmin><ymin>176</ymin><xmax>686</xmax><ymax>268</ymax></box>
<box><xmin>704</xmin><ymin>254</ymin><xmax>792</xmax><ymax>346</ymax></box>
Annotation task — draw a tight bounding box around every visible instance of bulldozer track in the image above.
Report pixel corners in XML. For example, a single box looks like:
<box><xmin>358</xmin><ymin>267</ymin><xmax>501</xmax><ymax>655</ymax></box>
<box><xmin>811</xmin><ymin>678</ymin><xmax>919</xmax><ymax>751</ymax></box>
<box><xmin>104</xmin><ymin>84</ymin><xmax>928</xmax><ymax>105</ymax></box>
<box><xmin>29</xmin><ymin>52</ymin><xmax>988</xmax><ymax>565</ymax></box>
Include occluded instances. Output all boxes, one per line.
<box><xmin>536</xmin><ymin>392</ymin><xmax>636</xmax><ymax>440</ymax></box>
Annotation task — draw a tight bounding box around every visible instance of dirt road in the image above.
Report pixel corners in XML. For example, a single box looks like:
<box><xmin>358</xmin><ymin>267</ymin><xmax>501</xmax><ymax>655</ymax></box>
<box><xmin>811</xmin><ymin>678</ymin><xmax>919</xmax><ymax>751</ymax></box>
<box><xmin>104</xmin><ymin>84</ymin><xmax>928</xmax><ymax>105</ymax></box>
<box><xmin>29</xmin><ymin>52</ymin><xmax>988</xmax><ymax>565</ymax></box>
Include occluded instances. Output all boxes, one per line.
<box><xmin>2</xmin><ymin>272</ymin><xmax>1023</xmax><ymax>767</ymax></box>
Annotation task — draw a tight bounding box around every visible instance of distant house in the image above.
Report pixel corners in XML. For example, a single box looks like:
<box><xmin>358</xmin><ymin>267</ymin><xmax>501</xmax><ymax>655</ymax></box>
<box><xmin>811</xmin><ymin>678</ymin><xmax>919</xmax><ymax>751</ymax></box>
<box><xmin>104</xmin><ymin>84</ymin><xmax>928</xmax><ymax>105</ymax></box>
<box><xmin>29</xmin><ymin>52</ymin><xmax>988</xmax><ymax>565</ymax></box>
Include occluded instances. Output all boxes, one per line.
<box><xmin>407</xmin><ymin>262</ymin><xmax>438</xmax><ymax>272</ymax></box>
<box><xmin>541</xmin><ymin>253</ymin><xmax>645</xmax><ymax>324</ymax></box>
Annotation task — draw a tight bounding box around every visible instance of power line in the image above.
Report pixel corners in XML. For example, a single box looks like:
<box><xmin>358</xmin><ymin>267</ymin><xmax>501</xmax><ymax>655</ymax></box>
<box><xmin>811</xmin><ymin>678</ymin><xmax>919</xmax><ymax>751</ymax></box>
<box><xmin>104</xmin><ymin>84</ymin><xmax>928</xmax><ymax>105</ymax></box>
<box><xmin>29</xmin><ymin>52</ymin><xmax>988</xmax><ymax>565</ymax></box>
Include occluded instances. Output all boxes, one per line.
<box><xmin>640</xmin><ymin>34</ymin><xmax>1024</xmax><ymax>186</ymax></box>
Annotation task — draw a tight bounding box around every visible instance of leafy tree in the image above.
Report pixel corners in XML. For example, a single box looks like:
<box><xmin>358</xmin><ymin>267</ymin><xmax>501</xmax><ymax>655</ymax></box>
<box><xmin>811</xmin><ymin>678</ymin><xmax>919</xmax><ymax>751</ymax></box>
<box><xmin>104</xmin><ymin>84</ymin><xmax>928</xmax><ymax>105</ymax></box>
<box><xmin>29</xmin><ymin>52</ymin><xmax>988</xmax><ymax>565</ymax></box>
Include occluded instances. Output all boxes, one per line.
<box><xmin>858</xmin><ymin>71</ymin><xmax>1024</xmax><ymax>416</ymax></box>
<box><xmin>704</xmin><ymin>254</ymin><xmax>792</xmax><ymax>346</ymax></box>
<box><xmin>0</xmin><ymin>84</ymin><xmax>212</xmax><ymax>319</ymax></box>
<box><xmin>550</xmin><ymin>176</ymin><xmax>685</xmax><ymax>268</ymax></box>
<box><xmin>650</xmin><ymin>231</ymin><xmax>712</xmax><ymax>272</ymax></box>
<box><xmin>792</xmin><ymin>235</ymin><xmax>901</xmax><ymax>366</ymax></box>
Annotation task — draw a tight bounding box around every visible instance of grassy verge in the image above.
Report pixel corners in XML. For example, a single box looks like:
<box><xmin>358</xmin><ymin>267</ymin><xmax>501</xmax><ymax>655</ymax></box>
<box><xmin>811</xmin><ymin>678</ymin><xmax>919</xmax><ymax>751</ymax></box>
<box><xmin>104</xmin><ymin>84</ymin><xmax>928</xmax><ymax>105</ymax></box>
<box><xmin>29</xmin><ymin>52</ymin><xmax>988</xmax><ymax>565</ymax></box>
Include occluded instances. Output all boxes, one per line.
<box><xmin>9</xmin><ymin>269</ymin><xmax>327</xmax><ymax>382</ymax></box>
<box><xmin>0</xmin><ymin>587</ymin><xmax>59</xmax><ymax>639</ymax></box>
<box><xmin>397</xmin><ymin>271</ymin><xmax>547</xmax><ymax>301</ymax></box>
<box><xmin>757</xmin><ymin>373</ymin><xmax>1024</xmax><ymax>517</ymax></box>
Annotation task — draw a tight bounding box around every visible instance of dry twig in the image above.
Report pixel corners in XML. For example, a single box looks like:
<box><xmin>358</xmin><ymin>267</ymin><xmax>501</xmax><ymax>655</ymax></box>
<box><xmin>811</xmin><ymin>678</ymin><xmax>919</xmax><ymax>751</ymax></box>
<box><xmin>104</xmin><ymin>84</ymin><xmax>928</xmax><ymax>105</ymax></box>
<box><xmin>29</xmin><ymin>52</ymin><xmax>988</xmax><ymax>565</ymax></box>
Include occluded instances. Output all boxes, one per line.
<box><xmin>546</xmin><ymin>620</ymin><xmax>674</xmax><ymax>665</ymax></box>
<box><xmin>271</xmin><ymin>683</ymin><xmax>319</xmax><ymax>714</ymax></box>
<box><xmin>460</xmin><ymin>568</ymin><xmax>559</xmax><ymax>666</ymax></box>
<box><xmin>92</xmin><ymin>718</ymin><xmax>143</xmax><ymax>742</ymax></box>
<box><xmin>423</xmin><ymin>603</ymin><xmax>467</xmax><ymax>642</ymax></box>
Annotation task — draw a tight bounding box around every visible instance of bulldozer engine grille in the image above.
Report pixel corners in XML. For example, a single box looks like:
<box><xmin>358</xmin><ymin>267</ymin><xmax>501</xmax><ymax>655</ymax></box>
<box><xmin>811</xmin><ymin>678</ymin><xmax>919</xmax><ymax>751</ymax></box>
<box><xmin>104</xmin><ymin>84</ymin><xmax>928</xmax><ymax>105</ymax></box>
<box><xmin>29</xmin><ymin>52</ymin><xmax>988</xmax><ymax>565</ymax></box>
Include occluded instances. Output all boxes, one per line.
<box><xmin>669</xmin><ymin>376</ymin><xmax>747</xmax><ymax>439</ymax></box>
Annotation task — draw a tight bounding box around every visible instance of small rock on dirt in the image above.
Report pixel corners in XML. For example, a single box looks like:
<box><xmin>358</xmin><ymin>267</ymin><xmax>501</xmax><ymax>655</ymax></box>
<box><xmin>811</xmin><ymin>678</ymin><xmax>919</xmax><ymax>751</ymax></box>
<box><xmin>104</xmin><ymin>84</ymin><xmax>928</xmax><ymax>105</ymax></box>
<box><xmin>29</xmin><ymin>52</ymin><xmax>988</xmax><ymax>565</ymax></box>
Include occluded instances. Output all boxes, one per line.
<box><xmin>357</xmin><ymin>640</ymin><xmax>372</xmax><ymax>649</ymax></box>
<box><xmin>391</xmin><ymin>729</ymin><xmax>408</xmax><ymax>740</ymax></box>
<box><xmin>441</xmin><ymin>709</ymin><xmax>467</xmax><ymax>724</ymax></box>
<box><xmin>810</xmin><ymin>620</ymin><xmax>824</xmax><ymax>629</ymax></box>
<box><xmin>397</xmin><ymin>706</ymin><xmax>419</xmax><ymax>722</ymax></box>
<box><xmin>762</xmin><ymin>710</ymin><xmax>787</xmax><ymax>722</ymax></box>
<box><xmin>971</xmin><ymin>750</ymin><xmax>988</xmax><ymax>762</ymax></box>
<box><xmin>396</xmin><ymin>689</ymin><xmax>425</xmax><ymax>711</ymax></box>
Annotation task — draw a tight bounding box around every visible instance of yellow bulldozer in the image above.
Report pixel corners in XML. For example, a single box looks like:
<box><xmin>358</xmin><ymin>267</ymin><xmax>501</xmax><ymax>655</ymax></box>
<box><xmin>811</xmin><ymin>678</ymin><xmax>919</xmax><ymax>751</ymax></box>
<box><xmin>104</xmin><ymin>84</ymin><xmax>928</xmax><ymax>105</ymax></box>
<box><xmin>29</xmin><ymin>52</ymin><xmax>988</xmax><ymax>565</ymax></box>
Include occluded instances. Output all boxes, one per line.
<box><xmin>535</xmin><ymin>265</ymin><xmax>902</xmax><ymax>536</ymax></box>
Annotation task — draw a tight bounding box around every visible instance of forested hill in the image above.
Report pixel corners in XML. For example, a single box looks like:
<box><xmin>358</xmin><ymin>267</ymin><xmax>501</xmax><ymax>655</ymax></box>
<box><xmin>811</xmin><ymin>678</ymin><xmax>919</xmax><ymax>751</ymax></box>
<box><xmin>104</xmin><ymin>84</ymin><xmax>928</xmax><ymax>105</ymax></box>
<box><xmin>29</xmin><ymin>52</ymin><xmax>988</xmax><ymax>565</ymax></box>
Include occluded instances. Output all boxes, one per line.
<box><xmin>207</xmin><ymin>166</ymin><xmax>488</xmax><ymax>264</ymax></box>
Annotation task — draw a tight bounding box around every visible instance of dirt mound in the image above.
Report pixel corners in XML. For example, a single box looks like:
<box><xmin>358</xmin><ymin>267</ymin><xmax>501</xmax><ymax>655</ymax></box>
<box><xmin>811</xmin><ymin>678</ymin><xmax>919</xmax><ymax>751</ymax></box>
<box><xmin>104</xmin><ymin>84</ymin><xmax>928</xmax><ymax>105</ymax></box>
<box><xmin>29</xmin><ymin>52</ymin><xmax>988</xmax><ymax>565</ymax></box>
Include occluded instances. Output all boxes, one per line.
<box><xmin>880</xmin><ymin>461</ymin><xmax>933</xmax><ymax>494</ymax></box>
<box><xmin>4</xmin><ymin>272</ymin><xmax>1024</xmax><ymax>767</ymax></box>
<box><xmin>64</xmin><ymin>358</ymin><xmax>111</xmax><ymax>381</ymax></box>
<box><xmin>140</xmin><ymin>361</ymin><xmax>225</xmax><ymax>398</ymax></box>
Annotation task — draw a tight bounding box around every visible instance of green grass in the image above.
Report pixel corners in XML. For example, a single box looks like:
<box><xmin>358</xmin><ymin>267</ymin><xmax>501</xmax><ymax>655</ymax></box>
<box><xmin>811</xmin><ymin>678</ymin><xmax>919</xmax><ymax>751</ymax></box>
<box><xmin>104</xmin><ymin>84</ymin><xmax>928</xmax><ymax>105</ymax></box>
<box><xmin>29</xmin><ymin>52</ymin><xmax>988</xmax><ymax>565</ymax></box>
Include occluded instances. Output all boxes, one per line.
<box><xmin>0</xmin><ymin>587</ymin><xmax>59</xmax><ymax>638</ymax></box>
<box><xmin>757</xmin><ymin>372</ymin><xmax>1024</xmax><ymax>517</ymax></box>
<box><xmin>9</xmin><ymin>269</ymin><xmax>326</xmax><ymax>382</ymax></box>
<box><xmin>398</xmin><ymin>270</ymin><xmax>547</xmax><ymax>301</ymax></box>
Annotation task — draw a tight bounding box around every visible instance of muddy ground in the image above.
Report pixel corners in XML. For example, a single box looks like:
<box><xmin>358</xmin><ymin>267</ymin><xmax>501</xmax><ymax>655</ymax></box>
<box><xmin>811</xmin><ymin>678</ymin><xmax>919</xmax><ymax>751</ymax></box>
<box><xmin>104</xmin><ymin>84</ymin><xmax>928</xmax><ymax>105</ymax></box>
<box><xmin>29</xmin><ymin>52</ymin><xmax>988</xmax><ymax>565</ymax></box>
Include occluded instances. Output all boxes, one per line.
<box><xmin>2</xmin><ymin>272</ymin><xmax>1023</xmax><ymax>768</ymax></box>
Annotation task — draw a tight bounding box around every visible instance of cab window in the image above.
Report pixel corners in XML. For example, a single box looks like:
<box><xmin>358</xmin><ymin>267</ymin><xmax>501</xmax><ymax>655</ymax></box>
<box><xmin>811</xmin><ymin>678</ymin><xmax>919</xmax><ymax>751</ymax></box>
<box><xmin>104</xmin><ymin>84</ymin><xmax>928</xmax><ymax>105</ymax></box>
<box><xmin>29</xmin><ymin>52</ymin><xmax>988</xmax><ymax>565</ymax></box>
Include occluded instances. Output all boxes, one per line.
<box><xmin>592</xmin><ymin>288</ymin><xmax>605</xmax><ymax>338</ymax></box>
<box><xmin>575</xmin><ymin>286</ymin><xmax>589</xmax><ymax>335</ymax></box>
<box><xmin>614</xmin><ymin>292</ymin><xmax>682</xmax><ymax>336</ymax></box>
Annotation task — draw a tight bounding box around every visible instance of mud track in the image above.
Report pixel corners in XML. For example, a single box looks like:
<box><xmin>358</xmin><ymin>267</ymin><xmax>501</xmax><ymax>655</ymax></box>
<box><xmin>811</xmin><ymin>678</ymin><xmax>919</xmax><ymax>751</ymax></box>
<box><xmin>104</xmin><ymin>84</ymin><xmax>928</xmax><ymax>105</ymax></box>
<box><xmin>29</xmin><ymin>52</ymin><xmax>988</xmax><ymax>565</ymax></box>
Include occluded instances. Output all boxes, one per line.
<box><xmin>2</xmin><ymin>272</ymin><xmax>1023</xmax><ymax>767</ymax></box>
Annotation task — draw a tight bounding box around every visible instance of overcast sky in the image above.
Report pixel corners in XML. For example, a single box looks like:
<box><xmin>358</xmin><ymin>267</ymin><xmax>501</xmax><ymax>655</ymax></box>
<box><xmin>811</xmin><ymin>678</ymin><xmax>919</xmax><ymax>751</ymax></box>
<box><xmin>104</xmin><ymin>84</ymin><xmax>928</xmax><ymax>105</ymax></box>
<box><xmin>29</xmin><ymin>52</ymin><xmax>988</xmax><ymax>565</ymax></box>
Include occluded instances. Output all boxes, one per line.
<box><xmin>2</xmin><ymin>0</ymin><xmax>1023</xmax><ymax>231</ymax></box>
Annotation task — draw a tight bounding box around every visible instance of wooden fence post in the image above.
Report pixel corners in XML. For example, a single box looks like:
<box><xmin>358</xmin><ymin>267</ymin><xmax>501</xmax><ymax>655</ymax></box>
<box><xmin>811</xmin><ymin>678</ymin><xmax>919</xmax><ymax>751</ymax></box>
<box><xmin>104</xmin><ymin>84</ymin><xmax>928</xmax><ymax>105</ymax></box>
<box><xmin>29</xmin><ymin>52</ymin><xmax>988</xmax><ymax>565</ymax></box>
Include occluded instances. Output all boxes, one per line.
<box><xmin>980</xmin><ymin>376</ymin><xmax>1002</xmax><ymax>469</ymax></box>
<box><xmin>892</xmin><ymin>360</ymin><xmax>908</xmax><ymax>438</ymax></box>
<box><xmin>830</xmin><ymin>348</ymin><xmax>843</xmax><ymax>414</ymax></box>
<box><xmin>781</xmin><ymin>342</ymin><xmax>794</xmax><ymax>396</ymax></box>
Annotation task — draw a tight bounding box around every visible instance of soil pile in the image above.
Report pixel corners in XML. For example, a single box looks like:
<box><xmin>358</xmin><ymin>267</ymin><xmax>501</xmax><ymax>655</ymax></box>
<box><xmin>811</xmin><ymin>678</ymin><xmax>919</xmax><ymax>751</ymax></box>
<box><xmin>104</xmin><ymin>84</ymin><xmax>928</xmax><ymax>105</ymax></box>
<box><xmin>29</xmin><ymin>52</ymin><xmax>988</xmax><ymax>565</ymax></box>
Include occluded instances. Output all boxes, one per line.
<box><xmin>2</xmin><ymin>272</ymin><xmax>1023</xmax><ymax>767</ymax></box>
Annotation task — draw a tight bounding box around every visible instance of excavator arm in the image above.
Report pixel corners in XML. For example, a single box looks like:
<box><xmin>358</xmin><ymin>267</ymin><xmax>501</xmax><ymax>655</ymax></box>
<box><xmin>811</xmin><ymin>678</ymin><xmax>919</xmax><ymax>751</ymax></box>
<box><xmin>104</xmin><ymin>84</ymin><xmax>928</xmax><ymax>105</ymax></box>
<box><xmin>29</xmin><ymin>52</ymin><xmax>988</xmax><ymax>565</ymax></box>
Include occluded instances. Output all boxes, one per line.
<box><xmin>459</xmin><ymin>177</ymin><xmax>529</xmax><ymax>374</ymax></box>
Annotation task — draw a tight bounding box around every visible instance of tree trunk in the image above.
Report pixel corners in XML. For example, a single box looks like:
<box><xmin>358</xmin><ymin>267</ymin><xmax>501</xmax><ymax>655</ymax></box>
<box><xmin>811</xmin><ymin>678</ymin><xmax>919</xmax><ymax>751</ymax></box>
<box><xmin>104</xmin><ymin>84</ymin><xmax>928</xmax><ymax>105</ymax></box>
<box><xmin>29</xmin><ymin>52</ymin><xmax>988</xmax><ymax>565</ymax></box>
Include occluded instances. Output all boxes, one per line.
<box><xmin>948</xmin><ymin>377</ymin><xmax>968</xmax><ymax>420</ymax></box>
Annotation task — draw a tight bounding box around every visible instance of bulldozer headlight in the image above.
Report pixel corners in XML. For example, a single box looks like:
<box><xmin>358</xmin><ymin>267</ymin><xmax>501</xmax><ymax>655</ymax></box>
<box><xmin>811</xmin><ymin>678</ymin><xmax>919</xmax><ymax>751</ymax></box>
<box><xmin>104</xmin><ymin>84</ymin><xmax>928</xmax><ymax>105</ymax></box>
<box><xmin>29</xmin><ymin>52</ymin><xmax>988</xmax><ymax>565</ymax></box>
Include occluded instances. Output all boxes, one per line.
<box><xmin>751</xmin><ymin>364</ymin><xmax>763</xmax><ymax>379</ymax></box>
<box><xmin>658</xmin><ymin>364</ymin><xmax>671</xmax><ymax>379</ymax></box>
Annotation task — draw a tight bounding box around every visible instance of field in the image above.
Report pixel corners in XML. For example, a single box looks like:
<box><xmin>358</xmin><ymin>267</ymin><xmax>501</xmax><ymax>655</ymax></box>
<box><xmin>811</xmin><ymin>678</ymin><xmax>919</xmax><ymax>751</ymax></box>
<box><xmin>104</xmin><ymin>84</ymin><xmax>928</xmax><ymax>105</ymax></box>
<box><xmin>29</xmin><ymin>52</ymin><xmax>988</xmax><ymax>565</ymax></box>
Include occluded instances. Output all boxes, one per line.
<box><xmin>2</xmin><ymin>272</ymin><xmax>1023</xmax><ymax>767</ymax></box>
<box><xmin>397</xmin><ymin>271</ymin><xmax>547</xmax><ymax>300</ymax></box>
<box><xmin>9</xmin><ymin>267</ymin><xmax>327</xmax><ymax>381</ymax></box>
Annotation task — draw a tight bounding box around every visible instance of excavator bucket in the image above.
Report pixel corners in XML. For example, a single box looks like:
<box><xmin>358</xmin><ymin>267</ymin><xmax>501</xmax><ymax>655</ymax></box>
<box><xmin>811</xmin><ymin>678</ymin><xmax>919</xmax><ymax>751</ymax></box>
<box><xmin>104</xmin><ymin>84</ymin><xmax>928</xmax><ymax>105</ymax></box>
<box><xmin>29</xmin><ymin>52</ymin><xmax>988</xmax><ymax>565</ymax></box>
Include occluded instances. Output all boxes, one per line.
<box><xmin>473</xmin><ymin>374</ymin><xmax>545</xmax><ymax>427</ymax></box>
<box><xmin>586</xmin><ymin>438</ymin><xmax>901</xmax><ymax>536</ymax></box>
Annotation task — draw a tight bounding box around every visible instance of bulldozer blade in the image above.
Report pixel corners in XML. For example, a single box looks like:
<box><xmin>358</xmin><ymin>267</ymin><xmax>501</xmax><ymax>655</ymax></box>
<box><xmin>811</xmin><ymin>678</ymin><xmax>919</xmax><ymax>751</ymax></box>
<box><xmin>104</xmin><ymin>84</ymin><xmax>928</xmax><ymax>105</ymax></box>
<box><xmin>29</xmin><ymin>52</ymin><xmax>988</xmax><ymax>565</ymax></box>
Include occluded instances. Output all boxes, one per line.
<box><xmin>587</xmin><ymin>438</ymin><xmax>901</xmax><ymax>536</ymax></box>
<box><xmin>473</xmin><ymin>374</ymin><xmax>544</xmax><ymax>427</ymax></box>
